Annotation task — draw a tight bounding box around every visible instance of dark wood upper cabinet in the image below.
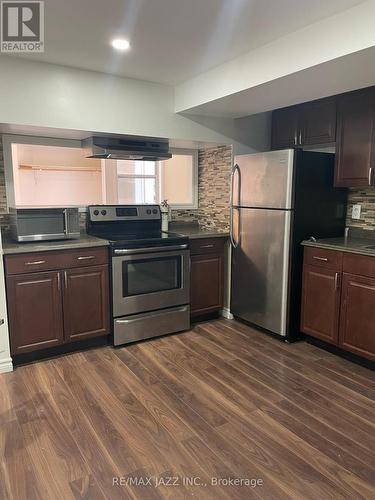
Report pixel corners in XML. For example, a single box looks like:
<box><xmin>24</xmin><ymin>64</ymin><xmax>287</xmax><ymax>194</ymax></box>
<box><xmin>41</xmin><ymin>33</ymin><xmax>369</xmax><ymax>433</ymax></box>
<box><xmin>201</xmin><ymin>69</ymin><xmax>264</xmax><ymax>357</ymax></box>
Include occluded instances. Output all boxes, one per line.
<box><xmin>63</xmin><ymin>265</ymin><xmax>109</xmax><ymax>342</ymax></box>
<box><xmin>300</xmin><ymin>264</ymin><xmax>341</xmax><ymax>345</ymax></box>
<box><xmin>339</xmin><ymin>273</ymin><xmax>375</xmax><ymax>361</ymax></box>
<box><xmin>301</xmin><ymin>97</ymin><xmax>336</xmax><ymax>146</ymax></box>
<box><xmin>271</xmin><ymin>97</ymin><xmax>337</xmax><ymax>150</ymax></box>
<box><xmin>334</xmin><ymin>88</ymin><xmax>375</xmax><ymax>187</ymax></box>
<box><xmin>271</xmin><ymin>106</ymin><xmax>299</xmax><ymax>149</ymax></box>
<box><xmin>7</xmin><ymin>271</ymin><xmax>64</xmax><ymax>355</ymax></box>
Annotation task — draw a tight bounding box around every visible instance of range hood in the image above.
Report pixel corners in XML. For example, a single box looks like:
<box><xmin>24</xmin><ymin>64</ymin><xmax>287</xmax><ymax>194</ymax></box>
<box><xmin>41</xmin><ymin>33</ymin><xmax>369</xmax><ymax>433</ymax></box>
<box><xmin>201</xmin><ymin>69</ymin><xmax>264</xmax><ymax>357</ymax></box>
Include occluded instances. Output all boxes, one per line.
<box><xmin>82</xmin><ymin>136</ymin><xmax>172</xmax><ymax>161</ymax></box>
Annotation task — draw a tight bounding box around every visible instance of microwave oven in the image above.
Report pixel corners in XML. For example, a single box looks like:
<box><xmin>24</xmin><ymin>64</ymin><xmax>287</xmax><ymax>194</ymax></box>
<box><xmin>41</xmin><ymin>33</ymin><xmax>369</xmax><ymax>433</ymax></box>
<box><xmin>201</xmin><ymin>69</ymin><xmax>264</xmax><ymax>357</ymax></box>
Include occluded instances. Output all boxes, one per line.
<box><xmin>10</xmin><ymin>208</ymin><xmax>80</xmax><ymax>242</ymax></box>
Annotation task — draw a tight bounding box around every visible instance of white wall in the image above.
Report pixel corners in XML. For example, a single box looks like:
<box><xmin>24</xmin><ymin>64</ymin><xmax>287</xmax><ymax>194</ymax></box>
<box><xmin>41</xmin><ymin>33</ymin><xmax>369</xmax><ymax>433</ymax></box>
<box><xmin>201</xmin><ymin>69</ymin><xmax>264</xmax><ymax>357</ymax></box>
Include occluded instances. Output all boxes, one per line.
<box><xmin>0</xmin><ymin>56</ymin><xmax>270</xmax><ymax>153</ymax></box>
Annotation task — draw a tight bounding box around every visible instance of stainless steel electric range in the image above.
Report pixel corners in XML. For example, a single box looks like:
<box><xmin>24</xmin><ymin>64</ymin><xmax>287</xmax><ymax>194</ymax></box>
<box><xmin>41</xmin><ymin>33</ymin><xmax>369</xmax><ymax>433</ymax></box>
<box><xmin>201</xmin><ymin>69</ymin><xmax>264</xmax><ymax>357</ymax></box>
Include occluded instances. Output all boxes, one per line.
<box><xmin>87</xmin><ymin>205</ymin><xmax>190</xmax><ymax>345</ymax></box>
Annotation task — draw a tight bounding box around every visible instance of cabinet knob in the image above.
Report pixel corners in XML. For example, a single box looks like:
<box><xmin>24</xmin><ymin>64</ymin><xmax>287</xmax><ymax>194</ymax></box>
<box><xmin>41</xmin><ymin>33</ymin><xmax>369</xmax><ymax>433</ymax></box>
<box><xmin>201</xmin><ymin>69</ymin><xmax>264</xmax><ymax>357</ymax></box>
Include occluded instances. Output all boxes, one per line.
<box><xmin>0</xmin><ymin>319</ymin><xmax>4</xmax><ymax>326</ymax></box>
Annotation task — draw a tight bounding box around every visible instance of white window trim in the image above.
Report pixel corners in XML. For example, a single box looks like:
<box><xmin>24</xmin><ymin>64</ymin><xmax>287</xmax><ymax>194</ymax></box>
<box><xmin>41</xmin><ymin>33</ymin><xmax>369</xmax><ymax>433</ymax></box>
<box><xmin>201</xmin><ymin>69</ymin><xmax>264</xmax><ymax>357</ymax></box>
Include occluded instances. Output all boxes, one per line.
<box><xmin>165</xmin><ymin>148</ymin><xmax>198</xmax><ymax>210</ymax></box>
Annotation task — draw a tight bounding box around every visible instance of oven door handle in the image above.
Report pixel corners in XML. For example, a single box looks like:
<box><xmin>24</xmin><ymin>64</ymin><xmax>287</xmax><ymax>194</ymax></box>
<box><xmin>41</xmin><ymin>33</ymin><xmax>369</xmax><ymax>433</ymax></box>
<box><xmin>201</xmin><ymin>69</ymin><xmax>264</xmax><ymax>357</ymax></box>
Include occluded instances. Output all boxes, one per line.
<box><xmin>113</xmin><ymin>244</ymin><xmax>189</xmax><ymax>255</ymax></box>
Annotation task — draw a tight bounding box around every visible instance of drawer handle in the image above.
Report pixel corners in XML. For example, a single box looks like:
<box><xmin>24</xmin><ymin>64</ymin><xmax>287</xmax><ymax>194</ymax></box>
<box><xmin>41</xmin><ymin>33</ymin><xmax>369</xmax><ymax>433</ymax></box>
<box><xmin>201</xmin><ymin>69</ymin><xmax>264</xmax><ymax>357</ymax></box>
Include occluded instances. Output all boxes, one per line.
<box><xmin>0</xmin><ymin>319</ymin><xmax>4</xmax><ymax>326</ymax></box>
<box><xmin>312</xmin><ymin>256</ymin><xmax>328</xmax><ymax>262</ymax></box>
<box><xmin>24</xmin><ymin>260</ymin><xmax>46</xmax><ymax>266</ymax></box>
<box><xmin>77</xmin><ymin>256</ymin><xmax>96</xmax><ymax>260</ymax></box>
<box><xmin>200</xmin><ymin>244</ymin><xmax>214</xmax><ymax>248</ymax></box>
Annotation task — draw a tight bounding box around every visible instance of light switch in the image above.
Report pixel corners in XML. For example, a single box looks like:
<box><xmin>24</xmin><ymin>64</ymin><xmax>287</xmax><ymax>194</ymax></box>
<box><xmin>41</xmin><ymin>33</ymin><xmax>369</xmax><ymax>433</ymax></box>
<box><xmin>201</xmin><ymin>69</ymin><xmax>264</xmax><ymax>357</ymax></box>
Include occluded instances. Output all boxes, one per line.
<box><xmin>352</xmin><ymin>204</ymin><xmax>361</xmax><ymax>220</ymax></box>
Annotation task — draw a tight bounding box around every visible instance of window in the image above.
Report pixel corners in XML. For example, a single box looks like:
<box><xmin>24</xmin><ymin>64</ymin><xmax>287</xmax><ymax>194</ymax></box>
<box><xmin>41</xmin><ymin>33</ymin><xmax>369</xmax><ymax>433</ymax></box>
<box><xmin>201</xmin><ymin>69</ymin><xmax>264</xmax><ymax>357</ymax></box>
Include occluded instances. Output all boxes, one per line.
<box><xmin>117</xmin><ymin>161</ymin><xmax>159</xmax><ymax>204</ymax></box>
<box><xmin>115</xmin><ymin>149</ymin><xmax>198</xmax><ymax>208</ymax></box>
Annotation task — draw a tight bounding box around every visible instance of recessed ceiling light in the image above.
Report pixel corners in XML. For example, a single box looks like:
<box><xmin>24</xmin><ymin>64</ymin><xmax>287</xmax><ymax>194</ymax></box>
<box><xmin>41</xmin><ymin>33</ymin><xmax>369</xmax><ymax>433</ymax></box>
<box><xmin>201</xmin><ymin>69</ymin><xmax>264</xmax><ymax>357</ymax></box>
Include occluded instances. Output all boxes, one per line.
<box><xmin>111</xmin><ymin>39</ymin><xmax>130</xmax><ymax>51</ymax></box>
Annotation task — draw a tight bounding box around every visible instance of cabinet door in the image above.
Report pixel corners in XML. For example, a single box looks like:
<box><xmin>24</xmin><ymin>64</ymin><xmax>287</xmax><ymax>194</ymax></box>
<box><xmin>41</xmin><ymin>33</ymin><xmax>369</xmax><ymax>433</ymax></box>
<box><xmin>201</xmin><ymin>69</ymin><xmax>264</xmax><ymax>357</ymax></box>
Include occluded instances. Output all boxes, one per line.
<box><xmin>63</xmin><ymin>265</ymin><xmax>109</xmax><ymax>342</ymax></box>
<box><xmin>7</xmin><ymin>271</ymin><xmax>64</xmax><ymax>355</ymax></box>
<box><xmin>191</xmin><ymin>254</ymin><xmax>223</xmax><ymax>316</ymax></box>
<box><xmin>339</xmin><ymin>273</ymin><xmax>375</xmax><ymax>361</ymax></box>
<box><xmin>300</xmin><ymin>264</ymin><xmax>341</xmax><ymax>344</ymax></box>
<box><xmin>335</xmin><ymin>88</ymin><xmax>375</xmax><ymax>187</ymax></box>
<box><xmin>301</xmin><ymin>97</ymin><xmax>336</xmax><ymax>146</ymax></box>
<box><xmin>271</xmin><ymin>106</ymin><xmax>299</xmax><ymax>149</ymax></box>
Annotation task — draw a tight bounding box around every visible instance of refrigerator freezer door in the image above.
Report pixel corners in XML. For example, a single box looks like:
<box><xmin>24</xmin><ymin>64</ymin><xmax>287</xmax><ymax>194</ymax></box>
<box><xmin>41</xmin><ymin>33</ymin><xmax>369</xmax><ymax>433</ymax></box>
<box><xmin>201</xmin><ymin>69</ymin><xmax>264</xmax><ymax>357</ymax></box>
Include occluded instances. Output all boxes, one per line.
<box><xmin>233</xmin><ymin>149</ymin><xmax>295</xmax><ymax>209</ymax></box>
<box><xmin>231</xmin><ymin>208</ymin><xmax>292</xmax><ymax>336</ymax></box>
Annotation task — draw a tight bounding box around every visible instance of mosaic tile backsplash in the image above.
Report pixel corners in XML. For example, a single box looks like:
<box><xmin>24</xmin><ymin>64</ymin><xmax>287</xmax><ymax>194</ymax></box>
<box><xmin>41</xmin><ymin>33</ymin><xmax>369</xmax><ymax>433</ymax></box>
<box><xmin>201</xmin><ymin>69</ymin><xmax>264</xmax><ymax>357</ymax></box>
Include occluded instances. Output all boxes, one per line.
<box><xmin>346</xmin><ymin>188</ymin><xmax>375</xmax><ymax>231</ymax></box>
<box><xmin>172</xmin><ymin>145</ymin><xmax>232</xmax><ymax>231</ymax></box>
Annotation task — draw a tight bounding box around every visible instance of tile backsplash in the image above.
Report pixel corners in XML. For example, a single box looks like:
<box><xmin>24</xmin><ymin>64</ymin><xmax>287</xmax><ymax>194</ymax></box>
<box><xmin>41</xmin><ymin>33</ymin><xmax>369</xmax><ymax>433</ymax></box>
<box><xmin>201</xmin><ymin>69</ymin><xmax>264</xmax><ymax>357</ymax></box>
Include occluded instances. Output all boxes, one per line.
<box><xmin>346</xmin><ymin>188</ymin><xmax>375</xmax><ymax>231</ymax></box>
<box><xmin>172</xmin><ymin>145</ymin><xmax>232</xmax><ymax>231</ymax></box>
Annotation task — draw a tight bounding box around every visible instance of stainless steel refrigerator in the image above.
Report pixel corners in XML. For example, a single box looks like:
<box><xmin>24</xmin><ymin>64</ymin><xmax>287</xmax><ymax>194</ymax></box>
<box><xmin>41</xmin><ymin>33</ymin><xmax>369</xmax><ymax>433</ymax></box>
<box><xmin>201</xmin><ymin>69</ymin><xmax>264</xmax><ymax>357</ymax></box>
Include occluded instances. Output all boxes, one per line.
<box><xmin>230</xmin><ymin>149</ymin><xmax>346</xmax><ymax>340</ymax></box>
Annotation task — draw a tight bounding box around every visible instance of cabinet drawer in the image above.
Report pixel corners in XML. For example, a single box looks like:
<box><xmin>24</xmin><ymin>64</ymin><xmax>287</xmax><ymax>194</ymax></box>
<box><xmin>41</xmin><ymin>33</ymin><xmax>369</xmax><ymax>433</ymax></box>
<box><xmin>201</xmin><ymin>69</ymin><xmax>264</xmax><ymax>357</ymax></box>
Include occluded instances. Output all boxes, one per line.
<box><xmin>304</xmin><ymin>247</ymin><xmax>342</xmax><ymax>271</ymax></box>
<box><xmin>63</xmin><ymin>247</ymin><xmax>108</xmax><ymax>269</ymax></box>
<box><xmin>5</xmin><ymin>247</ymin><xmax>108</xmax><ymax>275</ymax></box>
<box><xmin>5</xmin><ymin>252</ymin><xmax>65</xmax><ymax>275</ymax></box>
<box><xmin>343</xmin><ymin>253</ymin><xmax>375</xmax><ymax>278</ymax></box>
<box><xmin>190</xmin><ymin>238</ymin><xmax>226</xmax><ymax>255</ymax></box>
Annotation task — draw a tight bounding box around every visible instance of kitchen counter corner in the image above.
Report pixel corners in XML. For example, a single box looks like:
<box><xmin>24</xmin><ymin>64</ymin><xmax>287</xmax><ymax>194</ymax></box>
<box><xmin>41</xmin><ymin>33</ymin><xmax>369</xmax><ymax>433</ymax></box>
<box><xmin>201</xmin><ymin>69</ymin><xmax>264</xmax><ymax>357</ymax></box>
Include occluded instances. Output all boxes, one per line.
<box><xmin>1</xmin><ymin>233</ymin><xmax>109</xmax><ymax>255</ymax></box>
<box><xmin>301</xmin><ymin>236</ymin><xmax>375</xmax><ymax>257</ymax></box>
<box><xmin>169</xmin><ymin>223</ymin><xmax>229</xmax><ymax>240</ymax></box>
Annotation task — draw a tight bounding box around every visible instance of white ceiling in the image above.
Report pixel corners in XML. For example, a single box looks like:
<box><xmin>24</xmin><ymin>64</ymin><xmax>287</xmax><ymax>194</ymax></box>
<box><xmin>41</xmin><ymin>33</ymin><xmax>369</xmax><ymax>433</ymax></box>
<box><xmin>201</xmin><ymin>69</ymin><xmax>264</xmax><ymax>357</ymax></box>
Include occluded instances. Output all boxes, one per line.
<box><xmin>15</xmin><ymin>0</ymin><xmax>364</xmax><ymax>84</ymax></box>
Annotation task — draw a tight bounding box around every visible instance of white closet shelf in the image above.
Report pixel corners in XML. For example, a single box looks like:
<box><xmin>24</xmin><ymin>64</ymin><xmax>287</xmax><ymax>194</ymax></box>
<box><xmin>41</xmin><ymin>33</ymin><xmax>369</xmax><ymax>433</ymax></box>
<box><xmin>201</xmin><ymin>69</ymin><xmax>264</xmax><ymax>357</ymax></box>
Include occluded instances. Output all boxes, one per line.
<box><xmin>19</xmin><ymin>164</ymin><xmax>101</xmax><ymax>173</ymax></box>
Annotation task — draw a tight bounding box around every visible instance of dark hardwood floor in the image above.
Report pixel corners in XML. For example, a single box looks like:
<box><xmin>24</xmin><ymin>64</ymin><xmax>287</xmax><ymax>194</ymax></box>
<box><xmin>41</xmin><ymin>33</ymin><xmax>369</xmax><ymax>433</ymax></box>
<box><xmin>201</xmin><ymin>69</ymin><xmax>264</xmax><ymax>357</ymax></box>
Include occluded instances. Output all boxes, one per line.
<box><xmin>0</xmin><ymin>319</ymin><xmax>374</xmax><ymax>499</ymax></box>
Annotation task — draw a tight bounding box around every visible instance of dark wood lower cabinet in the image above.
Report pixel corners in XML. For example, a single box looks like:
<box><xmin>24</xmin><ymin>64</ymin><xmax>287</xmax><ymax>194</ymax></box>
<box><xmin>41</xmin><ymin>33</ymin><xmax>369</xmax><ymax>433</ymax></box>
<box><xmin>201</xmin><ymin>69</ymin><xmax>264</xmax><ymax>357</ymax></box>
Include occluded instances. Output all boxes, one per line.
<box><xmin>339</xmin><ymin>273</ymin><xmax>375</xmax><ymax>361</ymax></box>
<box><xmin>5</xmin><ymin>248</ymin><xmax>110</xmax><ymax>357</ymax></box>
<box><xmin>190</xmin><ymin>253</ymin><xmax>223</xmax><ymax>316</ymax></box>
<box><xmin>63</xmin><ymin>265</ymin><xmax>109</xmax><ymax>342</ymax></box>
<box><xmin>301</xmin><ymin>264</ymin><xmax>341</xmax><ymax>345</ymax></box>
<box><xmin>301</xmin><ymin>247</ymin><xmax>375</xmax><ymax>362</ymax></box>
<box><xmin>189</xmin><ymin>238</ymin><xmax>226</xmax><ymax>318</ymax></box>
<box><xmin>7</xmin><ymin>271</ymin><xmax>64</xmax><ymax>355</ymax></box>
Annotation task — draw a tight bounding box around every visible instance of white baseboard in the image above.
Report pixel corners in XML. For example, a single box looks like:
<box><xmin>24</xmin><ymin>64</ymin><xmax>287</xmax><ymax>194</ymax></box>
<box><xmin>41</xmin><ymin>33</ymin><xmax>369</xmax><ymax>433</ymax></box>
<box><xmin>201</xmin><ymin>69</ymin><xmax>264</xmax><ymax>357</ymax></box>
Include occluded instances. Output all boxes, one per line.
<box><xmin>0</xmin><ymin>357</ymin><xmax>13</xmax><ymax>373</ymax></box>
<box><xmin>220</xmin><ymin>308</ymin><xmax>234</xmax><ymax>320</ymax></box>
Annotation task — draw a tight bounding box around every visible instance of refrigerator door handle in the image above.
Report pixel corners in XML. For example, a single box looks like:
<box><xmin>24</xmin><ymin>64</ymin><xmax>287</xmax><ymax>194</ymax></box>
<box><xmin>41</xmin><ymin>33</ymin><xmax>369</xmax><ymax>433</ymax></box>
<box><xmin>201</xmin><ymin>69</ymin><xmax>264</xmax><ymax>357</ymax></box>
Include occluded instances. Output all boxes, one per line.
<box><xmin>230</xmin><ymin>164</ymin><xmax>241</xmax><ymax>248</ymax></box>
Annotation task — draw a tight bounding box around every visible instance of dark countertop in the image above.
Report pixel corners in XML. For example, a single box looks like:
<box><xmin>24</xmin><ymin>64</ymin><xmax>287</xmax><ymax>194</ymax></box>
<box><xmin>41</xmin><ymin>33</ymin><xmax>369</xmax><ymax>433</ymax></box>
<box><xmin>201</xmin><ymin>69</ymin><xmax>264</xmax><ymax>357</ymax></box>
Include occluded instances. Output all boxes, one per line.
<box><xmin>169</xmin><ymin>222</ymin><xmax>229</xmax><ymax>240</ymax></box>
<box><xmin>301</xmin><ymin>236</ymin><xmax>375</xmax><ymax>257</ymax></box>
<box><xmin>1</xmin><ymin>223</ymin><xmax>228</xmax><ymax>255</ymax></box>
<box><xmin>2</xmin><ymin>232</ymin><xmax>109</xmax><ymax>255</ymax></box>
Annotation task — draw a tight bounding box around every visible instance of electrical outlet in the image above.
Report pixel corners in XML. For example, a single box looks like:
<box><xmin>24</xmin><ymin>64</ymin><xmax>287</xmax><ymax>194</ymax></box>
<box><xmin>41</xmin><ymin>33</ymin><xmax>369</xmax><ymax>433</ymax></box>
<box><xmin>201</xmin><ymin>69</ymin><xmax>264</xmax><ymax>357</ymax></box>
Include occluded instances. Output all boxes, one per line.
<box><xmin>352</xmin><ymin>204</ymin><xmax>361</xmax><ymax>220</ymax></box>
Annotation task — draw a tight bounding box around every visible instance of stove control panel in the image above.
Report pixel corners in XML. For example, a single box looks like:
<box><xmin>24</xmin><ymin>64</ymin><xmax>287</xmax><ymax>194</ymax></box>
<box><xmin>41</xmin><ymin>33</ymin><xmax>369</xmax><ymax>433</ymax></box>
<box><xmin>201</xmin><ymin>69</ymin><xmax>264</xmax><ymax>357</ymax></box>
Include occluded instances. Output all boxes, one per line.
<box><xmin>88</xmin><ymin>205</ymin><xmax>161</xmax><ymax>222</ymax></box>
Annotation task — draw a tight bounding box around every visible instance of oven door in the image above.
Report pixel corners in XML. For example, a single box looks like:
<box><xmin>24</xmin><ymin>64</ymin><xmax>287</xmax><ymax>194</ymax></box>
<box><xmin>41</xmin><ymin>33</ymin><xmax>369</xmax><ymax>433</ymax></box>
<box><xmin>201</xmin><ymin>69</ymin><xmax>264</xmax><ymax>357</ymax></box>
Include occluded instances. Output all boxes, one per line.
<box><xmin>112</xmin><ymin>246</ymin><xmax>190</xmax><ymax>317</ymax></box>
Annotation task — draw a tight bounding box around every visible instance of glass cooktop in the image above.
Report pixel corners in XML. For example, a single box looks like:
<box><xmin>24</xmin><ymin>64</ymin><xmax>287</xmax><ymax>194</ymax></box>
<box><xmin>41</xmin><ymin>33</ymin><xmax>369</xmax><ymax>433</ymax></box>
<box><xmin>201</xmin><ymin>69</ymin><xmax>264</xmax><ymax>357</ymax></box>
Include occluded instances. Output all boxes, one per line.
<box><xmin>90</xmin><ymin>230</ymin><xmax>189</xmax><ymax>249</ymax></box>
